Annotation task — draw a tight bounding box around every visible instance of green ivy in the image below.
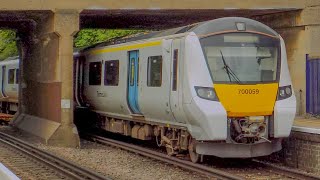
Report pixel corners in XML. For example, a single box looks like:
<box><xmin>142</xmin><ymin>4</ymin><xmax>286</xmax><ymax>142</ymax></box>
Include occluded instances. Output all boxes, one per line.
<box><xmin>74</xmin><ymin>29</ymin><xmax>145</xmax><ymax>48</ymax></box>
<box><xmin>0</xmin><ymin>30</ymin><xmax>18</xmax><ymax>61</ymax></box>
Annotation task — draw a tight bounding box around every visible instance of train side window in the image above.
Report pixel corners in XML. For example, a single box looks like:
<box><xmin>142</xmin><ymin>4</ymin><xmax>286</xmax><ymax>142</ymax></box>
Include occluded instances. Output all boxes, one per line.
<box><xmin>104</xmin><ymin>60</ymin><xmax>119</xmax><ymax>86</ymax></box>
<box><xmin>8</xmin><ymin>69</ymin><xmax>15</xmax><ymax>84</ymax></box>
<box><xmin>147</xmin><ymin>56</ymin><xmax>162</xmax><ymax>87</ymax></box>
<box><xmin>89</xmin><ymin>62</ymin><xmax>102</xmax><ymax>85</ymax></box>
<box><xmin>15</xmin><ymin>69</ymin><xmax>19</xmax><ymax>84</ymax></box>
<box><xmin>172</xmin><ymin>49</ymin><xmax>178</xmax><ymax>91</ymax></box>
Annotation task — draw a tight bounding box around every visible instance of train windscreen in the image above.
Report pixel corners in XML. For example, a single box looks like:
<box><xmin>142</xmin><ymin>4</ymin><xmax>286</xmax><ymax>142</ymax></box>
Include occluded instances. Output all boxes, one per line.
<box><xmin>200</xmin><ymin>33</ymin><xmax>280</xmax><ymax>84</ymax></box>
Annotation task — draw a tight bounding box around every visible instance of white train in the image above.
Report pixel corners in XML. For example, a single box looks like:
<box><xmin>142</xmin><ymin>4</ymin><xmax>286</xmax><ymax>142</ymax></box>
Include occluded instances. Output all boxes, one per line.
<box><xmin>0</xmin><ymin>56</ymin><xmax>19</xmax><ymax>114</ymax></box>
<box><xmin>78</xmin><ymin>17</ymin><xmax>294</xmax><ymax>162</ymax></box>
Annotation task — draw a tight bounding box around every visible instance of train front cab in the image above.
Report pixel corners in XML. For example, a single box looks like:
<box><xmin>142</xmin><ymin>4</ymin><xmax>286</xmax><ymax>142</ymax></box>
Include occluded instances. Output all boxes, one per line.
<box><xmin>184</xmin><ymin>19</ymin><xmax>296</xmax><ymax>160</ymax></box>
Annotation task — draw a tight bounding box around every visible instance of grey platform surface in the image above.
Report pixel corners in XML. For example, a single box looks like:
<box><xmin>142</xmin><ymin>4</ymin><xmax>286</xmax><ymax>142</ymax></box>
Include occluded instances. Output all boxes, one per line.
<box><xmin>0</xmin><ymin>163</ymin><xmax>19</xmax><ymax>180</ymax></box>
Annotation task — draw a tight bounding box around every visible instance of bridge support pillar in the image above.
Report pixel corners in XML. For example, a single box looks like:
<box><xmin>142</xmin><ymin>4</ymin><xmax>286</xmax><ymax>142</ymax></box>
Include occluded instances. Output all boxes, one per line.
<box><xmin>12</xmin><ymin>10</ymin><xmax>80</xmax><ymax>147</ymax></box>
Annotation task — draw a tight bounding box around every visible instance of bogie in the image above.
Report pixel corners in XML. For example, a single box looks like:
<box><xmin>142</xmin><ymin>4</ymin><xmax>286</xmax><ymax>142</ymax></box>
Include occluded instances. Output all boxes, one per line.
<box><xmin>94</xmin><ymin>114</ymin><xmax>194</xmax><ymax>158</ymax></box>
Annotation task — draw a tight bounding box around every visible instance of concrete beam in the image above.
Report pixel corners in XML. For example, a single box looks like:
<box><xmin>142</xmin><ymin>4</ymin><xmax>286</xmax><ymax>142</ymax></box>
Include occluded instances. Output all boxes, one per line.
<box><xmin>253</xmin><ymin>10</ymin><xmax>302</xmax><ymax>29</ymax></box>
<box><xmin>252</xmin><ymin>6</ymin><xmax>320</xmax><ymax>29</ymax></box>
<box><xmin>306</xmin><ymin>0</ymin><xmax>320</xmax><ymax>7</ymax></box>
<box><xmin>0</xmin><ymin>0</ymin><xmax>306</xmax><ymax>10</ymax></box>
<box><xmin>301</xmin><ymin>6</ymin><xmax>320</xmax><ymax>26</ymax></box>
<box><xmin>79</xmin><ymin>9</ymin><xmax>299</xmax><ymax>29</ymax></box>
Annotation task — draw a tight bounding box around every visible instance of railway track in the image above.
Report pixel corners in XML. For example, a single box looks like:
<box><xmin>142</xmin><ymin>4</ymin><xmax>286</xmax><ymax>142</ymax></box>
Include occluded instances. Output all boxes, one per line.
<box><xmin>84</xmin><ymin>133</ymin><xmax>244</xmax><ymax>180</ymax></box>
<box><xmin>84</xmin><ymin>133</ymin><xmax>320</xmax><ymax>180</ymax></box>
<box><xmin>0</xmin><ymin>132</ymin><xmax>110</xmax><ymax>180</ymax></box>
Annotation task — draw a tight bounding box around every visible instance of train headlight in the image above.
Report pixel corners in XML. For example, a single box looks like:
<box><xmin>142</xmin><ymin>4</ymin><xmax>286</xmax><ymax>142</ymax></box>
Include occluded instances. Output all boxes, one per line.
<box><xmin>194</xmin><ymin>86</ymin><xmax>219</xmax><ymax>101</ymax></box>
<box><xmin>277</xmin><ymin>85</ymin><xmax>292</xmax><ymax>100</ymax></box>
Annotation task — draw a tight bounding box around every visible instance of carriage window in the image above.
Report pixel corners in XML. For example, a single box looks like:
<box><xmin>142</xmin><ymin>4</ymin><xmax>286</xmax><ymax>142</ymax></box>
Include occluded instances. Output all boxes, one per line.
<box><xmin>172</xmin><ymin>49</ymin><xmax>178</xmax><ymax>91</ymax></box>
<box><xmin>8</xmin><ymin>69</ymin><xmax>15</xmax><ymax>84</ymax></box>
<box><xmin>147</xmin><ymin>56</ymin><xmax>162</xmax><ymax>87</ymax></box>
<box><xmin>15</xmin><ymin>69</ymin><xmax>19</xmax><ymax>84</ymax></box>
<box><xmin>89</xmin><ymin>62</ymin><xmax>102</xmax><ymax>85</ymax></box>
<box><xmin>104</xmin><ymin>60</ymin><xmax>119</xmax><ymax>86</ymax></box>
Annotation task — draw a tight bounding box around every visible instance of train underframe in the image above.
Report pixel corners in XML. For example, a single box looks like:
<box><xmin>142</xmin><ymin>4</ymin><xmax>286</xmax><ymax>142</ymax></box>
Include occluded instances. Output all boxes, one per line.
<box><xmin>76</xmin><ymin>109</ymin><xmax>280</xmax><ymax>163</ymax></box>
<box><xmin>0</xmin><ymin>101</ymin><xmax>17</xmax><ymax>124</ymax></box>
<box><xmin>0</xmin><ymin>101</ymin><xmax>18</xmax><ymax>114</ymax></box>
<box><xmin>98</xmin><ymin>114</ymin><xmax>195</xmax><ymax>160</ymax></box>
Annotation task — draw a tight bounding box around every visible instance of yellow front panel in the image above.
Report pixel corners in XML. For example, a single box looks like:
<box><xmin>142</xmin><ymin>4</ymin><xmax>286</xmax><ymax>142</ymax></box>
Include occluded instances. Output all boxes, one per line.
<box><xmin>214</xmin><ymin>83</ymin><xmax>278</xmax><ymax>117</ymax></box>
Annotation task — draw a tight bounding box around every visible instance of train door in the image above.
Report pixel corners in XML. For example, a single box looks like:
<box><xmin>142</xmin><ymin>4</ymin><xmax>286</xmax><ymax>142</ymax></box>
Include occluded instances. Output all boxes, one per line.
<box><xmin>127</xmin><ymin>50</ymin><xmax>141</xmax><ymax>114</ymax></box>
<box><xmin>138</xmin><ymin>40</ymin><xmax>175</xmax><ymax>122</ymax></box>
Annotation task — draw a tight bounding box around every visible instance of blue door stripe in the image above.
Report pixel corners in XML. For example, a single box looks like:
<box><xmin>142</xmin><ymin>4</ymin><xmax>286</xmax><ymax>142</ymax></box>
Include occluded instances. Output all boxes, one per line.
<box><xmin>128</xmin><ymin>51</ymin><xmax>141</xmax><ymax>114</ymax></box>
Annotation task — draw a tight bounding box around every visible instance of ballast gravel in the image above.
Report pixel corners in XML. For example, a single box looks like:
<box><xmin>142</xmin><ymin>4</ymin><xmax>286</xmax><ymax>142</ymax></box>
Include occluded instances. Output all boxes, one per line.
<box><xmin>0</xmin><ymin>126</ymin><xmax>211</xmax><ymax>180</ymax></box>
<box><xmin>37</xmin><ymin>141</ymin><xmax>211</xmax><ymax>180</ymax></box>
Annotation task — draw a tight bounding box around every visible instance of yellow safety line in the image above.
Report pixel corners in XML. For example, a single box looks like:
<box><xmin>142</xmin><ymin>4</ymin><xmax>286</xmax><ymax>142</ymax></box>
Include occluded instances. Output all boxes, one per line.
<box><xmin>89</xmin><ymin>41</ymin><xmax>162</xmax><ymax>55</ymax></box>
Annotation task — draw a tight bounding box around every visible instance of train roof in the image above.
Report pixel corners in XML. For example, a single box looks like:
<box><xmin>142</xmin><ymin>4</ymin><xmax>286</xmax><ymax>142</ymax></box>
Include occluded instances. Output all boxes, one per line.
<box><xmin>84</xmin><ymin>17</ymin><xmax>279</xmax><ymax>51</ymax></box>
<box><xmin>190</xmin><ymin>17</ymin><xmax>278</xmax><ymax>37</ymax></box>
<box><xmin>0</xmin><ymin>56</ymin><xmax>19</xmax><ymax>66</ymax></box>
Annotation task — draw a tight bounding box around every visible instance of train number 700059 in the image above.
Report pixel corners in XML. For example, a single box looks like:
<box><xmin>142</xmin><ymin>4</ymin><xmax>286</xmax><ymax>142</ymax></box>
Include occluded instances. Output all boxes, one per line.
<box><xmin>238</xmin><ymin>89</ymin><xmax>260</xmax><ymax>94</ymax></box>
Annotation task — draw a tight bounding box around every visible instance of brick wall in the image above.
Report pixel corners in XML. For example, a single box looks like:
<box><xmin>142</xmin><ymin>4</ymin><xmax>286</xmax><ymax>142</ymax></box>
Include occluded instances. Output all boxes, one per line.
<box><xmin>281</xmin><ymin>131</ymin><xmax>320</xmax><ymax>173</ymax></box>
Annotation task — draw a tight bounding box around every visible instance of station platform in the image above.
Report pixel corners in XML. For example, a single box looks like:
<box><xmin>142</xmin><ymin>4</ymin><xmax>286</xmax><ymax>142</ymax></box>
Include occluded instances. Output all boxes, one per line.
<box><xmin>0</xmin><ymin>163</ymin><xmax>19</xmax><ymax>180</ymax></box>
<box><xmin>292</xmin><ymin>117</ymin><xmax>320</xmax><ymax>134</ymax></box>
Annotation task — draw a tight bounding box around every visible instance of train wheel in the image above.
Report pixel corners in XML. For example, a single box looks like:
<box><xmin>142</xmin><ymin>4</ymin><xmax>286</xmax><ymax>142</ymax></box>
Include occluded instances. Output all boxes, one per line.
<box><xmin>188</xmin><ymin>138</ymin><xmax>200</xmax><ymax>163</ymax></box>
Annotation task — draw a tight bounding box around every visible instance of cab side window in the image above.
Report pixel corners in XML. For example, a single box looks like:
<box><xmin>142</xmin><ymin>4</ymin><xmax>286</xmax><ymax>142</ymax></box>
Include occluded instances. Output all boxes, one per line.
<box><xmin>147</xmin><ymin>56</ymin><xmax>162</xmax><ymax>87</ymax></box>
<box><xmin>89</xmin><ymin>62</ymin><xmax>102</xmax><ymax>85</ymax></box>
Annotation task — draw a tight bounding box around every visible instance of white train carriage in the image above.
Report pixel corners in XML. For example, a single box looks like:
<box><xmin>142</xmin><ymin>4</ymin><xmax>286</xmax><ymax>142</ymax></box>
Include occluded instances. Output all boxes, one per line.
<box><xmin>0</xmin><ymin>56</ymin><xmax>19</xmax><ymax>114</ymax></box>
<box><xmin>75</xmin><ymin>17</ymin><xmax>296</xmax><ymax>162</ymax></box>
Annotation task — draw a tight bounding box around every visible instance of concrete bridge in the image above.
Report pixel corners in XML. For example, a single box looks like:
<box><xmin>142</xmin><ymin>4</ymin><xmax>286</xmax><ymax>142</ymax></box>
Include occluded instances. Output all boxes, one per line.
<box><xmin>1</xmin><ymin>0</ymin><xmax>319</xmax><ymax>147</ymax></box>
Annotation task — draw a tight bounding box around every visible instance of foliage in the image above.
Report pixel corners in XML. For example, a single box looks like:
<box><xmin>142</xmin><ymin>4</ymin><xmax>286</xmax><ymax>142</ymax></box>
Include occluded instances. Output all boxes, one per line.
<box><xmin>0</xmin><ymin>29</ymin><xmax>145</xmax><ymax>60</ymax></box>
<box><xmin>0</xmin><ymin>30</ymin><xmax>18</xmax><ymax>61</ymax></box>
<box><xmin>74</xmin><ymin>29</ymin><xmax>145</xmax><ymax>48</ymax></box>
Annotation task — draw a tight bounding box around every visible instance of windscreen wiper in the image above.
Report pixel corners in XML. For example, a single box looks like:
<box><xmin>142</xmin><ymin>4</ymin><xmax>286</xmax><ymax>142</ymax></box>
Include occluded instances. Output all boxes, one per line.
<box><xmin>220</xmin><ymin>50</ymin><xmax>242</xmax><ymax>84</ymax></box>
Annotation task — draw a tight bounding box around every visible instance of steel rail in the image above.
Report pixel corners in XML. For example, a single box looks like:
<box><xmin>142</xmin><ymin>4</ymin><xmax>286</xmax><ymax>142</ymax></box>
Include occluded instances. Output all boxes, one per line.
<box><xmin>84</xmin><ymin>133</ymin><xmax>245</xmax><ymax>180</ymax></box>
<box><xmin>0</xmin><ymin>132</ymin><xmax>110</xmax><ymax>180</ymax></box>
<box><xmin>252</xmin><ymin>159</ymin><xmax>320</xmax><ymax>180</ymax></box>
